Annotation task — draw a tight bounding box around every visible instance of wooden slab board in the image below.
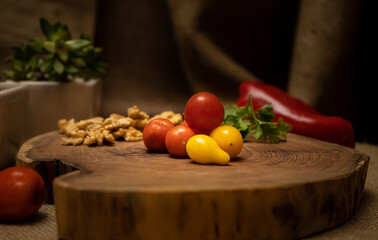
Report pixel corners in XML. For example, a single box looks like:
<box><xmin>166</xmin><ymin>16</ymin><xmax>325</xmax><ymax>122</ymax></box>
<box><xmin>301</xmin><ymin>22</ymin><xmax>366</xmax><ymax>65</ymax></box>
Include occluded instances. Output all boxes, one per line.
<box><xmin>16</xmin><ymin>131</ymin><xmax>369</xmax><ymax>240</ymax></box>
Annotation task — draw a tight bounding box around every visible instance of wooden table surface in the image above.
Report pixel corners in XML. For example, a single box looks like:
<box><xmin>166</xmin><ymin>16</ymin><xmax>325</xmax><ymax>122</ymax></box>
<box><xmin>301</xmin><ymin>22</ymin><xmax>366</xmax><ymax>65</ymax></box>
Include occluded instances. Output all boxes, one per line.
<box><xmin>16</xmin><ymin>131</ymin><xmax>369</xmax><ymax>240</ymax></box>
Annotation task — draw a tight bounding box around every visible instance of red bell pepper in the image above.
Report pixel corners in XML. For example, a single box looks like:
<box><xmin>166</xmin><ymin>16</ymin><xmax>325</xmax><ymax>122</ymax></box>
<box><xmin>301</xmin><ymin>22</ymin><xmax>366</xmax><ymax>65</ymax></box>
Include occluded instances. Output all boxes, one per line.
<box><xmin>236</xmin><ymin>81</ymin><xmax>355</xmax><ymax>148</ymax></box>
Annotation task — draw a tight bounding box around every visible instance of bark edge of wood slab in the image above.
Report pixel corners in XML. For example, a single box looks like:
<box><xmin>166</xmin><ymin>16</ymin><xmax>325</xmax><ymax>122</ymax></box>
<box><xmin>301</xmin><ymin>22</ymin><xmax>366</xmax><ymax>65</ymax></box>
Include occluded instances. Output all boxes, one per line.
<box><xmin>16</xmin><ymin>131</ymin><xmax>370</xmax><ymax>240</ymax></box>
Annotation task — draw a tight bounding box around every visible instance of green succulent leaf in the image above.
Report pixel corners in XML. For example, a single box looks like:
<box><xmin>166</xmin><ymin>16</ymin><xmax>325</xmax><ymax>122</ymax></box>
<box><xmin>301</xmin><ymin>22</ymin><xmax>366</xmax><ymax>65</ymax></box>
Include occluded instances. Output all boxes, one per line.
<box><xmin>65</xmin><ymin>39</ymin><xmax>91</xmax><ymax>51</ymax></box>
<box><xmin>54</xmin><ymin>24</ymin><xmax>71</xmax><ymax>41</ymax></box>
<box><xmin>40</xmin><ymin>59</ymin><xmax>53</xmax><ymax>73</ymax></box>
<box><xmin>12</xmin><ymin>60</ymin><xmax>24</xmax><ymax>72</ymax></box>
<box><xmin>79</xmin><ymin>33</ymin><xmax>90</xmax><ymax>40</ymax></box>
<box><xmin>29</xmin><ymin>38</ymin><xmax>44</xmax><ymax>52</ymax></box>
<box><xmin>57</xmin><ymin>47</ymin><xmax>69</xmax><ymax>62</ymax></box>
<box><xmin>96</xmin><ymin>63</ymin><xmax>108</xmax><ymax>75</ymax></box>
<box><xmin>3</xmin><ymin>18</ymin><xmax>107</xmax><ymax>82</ymax></box>
<box><xmin>40</xmin><ymin>18</ymin><xmax>54</xmax><ymax>41</ymax></box>
<box><xmin>66</xmin><ymin>65</ymin><xmax>79</xmax><ymax>74</ymax></box>
<box><xmin>70</xmin><ymin>57</ymin><xmax>86</xmax><ymax>68</ymax></box>
<box><xmin>53</xmin><ymin>59</ymin><xmax>65</xmax><ymax>75</ymax></box>
<box><xmin>5</xmin><ymin>70</ymin><xmax>16</xmax><ymax>79</ymax></box>
<box><xmin>43</xmin><ymin>41</ymin><xmax>56</xmax><ymax>53</ymax></box>
<box><xmin>93</xmin><ymin>47</ymin><xmax>102</xmax><ymax>54</ymax></box>
<box><xmin>26</xmin><ymin>71</ymin><xmax>34</xmax><ymax>80</ymax></box>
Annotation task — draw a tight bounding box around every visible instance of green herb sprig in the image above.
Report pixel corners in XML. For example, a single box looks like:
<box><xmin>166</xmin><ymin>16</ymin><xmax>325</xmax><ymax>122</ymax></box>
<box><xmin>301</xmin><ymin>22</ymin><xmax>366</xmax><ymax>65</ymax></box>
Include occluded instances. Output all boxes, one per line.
<box><xmin>3</xmin><ymin>18</ymin><xmax>108</xmax><ymax>82</ymax></box>
<box><xmin>222</xmin><ymin>95</ymin><xmax>292</xmax><ymax>143</ymax></box>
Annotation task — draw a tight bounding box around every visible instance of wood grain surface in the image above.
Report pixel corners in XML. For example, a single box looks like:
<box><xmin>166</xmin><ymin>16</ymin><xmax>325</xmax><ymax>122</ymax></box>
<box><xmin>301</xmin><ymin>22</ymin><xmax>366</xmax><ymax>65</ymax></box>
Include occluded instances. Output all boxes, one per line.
<box><xmin>16</xmin><ymin>131</ymin><xmax>369</xmax><ymax>240</ymax></box>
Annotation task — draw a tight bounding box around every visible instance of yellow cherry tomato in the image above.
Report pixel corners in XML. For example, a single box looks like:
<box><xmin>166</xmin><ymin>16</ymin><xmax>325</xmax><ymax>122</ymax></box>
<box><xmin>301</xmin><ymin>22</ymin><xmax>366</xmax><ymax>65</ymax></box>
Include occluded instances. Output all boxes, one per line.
<box><xmin>186</xmin><ymin>134</ymin><xmax>230</xmax><ymax>165</ymax></box>
<box><xmin>210</xmin><ymin>125</ymin><xmax>243</xmax><ymax>158</ymax></box>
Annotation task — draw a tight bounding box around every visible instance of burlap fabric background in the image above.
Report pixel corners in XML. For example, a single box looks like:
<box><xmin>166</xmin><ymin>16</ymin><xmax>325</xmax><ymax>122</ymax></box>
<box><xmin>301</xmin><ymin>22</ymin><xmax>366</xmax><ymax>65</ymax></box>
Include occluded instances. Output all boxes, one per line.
<box><xmin>0</xmin><ymin>0</ymin><xmax>377</xmax><ymax>239</ymax></box>
<box><xmin>0</xmin><ymin>0</ymin><xmax>375</xmax><ymax>142</ymax></box>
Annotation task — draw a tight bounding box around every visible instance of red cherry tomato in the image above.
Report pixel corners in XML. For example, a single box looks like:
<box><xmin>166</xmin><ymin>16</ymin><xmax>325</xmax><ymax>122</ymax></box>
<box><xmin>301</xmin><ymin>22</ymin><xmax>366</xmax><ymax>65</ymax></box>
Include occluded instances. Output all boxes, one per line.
<box><xmin>143</xmin><ymin>118</ymin><xmax>175</xmax><ymax>152</ymax></box>
<box><xmin>165</xmin><ymin>125</ymin><xmax>196</xmax><ymax>157</ymax></box>
<box><xmin>184</xmin><ymin>92</ymin><xmax>225</xmax><ymax>134</ymax></box>
<box><xmin>0</xmin><ymin>167</ymin><xmax>45</xmax><ymax>221</ymax></box>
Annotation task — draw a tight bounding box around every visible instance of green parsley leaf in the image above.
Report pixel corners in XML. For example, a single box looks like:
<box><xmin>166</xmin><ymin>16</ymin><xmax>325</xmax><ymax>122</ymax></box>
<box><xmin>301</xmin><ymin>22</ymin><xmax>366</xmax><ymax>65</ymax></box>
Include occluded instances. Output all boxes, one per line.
<box><xmin>222</xmin><ymin>95</ymin><xmax>292</xmax><ymax>143</ymax></box>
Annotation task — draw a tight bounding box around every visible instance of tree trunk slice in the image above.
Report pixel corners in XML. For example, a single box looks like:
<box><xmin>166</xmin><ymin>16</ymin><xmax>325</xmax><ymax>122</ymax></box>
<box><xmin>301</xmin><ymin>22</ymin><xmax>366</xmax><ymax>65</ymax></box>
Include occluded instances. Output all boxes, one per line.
<box><xmin>16</xmin><ymin>131</ymin><xmax>369</xmax><ymax>240</ymax></box>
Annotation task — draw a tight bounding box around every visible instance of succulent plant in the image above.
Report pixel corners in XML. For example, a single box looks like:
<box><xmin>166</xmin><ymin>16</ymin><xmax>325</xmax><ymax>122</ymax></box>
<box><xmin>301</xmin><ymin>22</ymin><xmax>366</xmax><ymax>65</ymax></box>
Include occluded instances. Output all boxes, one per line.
<box><xmin>3</xmin><ymin>18</ymin><xmax>108</xmax><ymax>82</ymax></box>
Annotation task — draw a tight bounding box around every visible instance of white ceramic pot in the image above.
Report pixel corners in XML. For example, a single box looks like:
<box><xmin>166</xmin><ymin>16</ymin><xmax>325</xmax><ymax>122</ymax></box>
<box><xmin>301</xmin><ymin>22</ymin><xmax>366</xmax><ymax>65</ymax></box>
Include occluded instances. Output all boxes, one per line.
<box><xmin>0</xmin><ymin>84</ymin><xmax>28</xmax><ymax>169</ymax></box>
<box><xmin>0</xmin><ymin>79</ymin><xmax>101</xmax><ymax>140</ymax></box>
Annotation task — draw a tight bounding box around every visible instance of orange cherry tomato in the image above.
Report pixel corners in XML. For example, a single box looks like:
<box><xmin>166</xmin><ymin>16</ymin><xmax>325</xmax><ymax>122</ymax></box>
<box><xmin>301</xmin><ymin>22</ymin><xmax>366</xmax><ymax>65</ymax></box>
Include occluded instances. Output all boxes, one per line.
<box><xmin>210</xmin><ymin>125</ymin><xmax>243</xmax><ymax>158</ymax></box>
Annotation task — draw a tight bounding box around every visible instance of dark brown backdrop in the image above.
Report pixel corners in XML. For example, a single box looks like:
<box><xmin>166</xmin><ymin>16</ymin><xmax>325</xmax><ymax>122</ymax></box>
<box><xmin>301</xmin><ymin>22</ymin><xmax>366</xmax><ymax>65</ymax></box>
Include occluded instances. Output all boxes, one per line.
<box><xmin>0</xmin><ymin>0</ymin><xmax>375</xmax><ymax>143</ymax></box>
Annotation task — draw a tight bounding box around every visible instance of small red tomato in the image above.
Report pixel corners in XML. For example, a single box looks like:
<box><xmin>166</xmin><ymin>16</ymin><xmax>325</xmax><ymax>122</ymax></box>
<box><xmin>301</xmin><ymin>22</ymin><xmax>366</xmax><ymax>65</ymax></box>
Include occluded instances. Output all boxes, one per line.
<box><xmin>143</xmin><ymin>118</ymin><xmax>175</xmax><ymax>152</ymax></box>
<box><xmin>0</xmin><ymin>167</ymin><xmax>45</xmax><ymax>221</ymax></box>
<box><xmin>165</xmin><ymin>125</ymin><xmax>196</xmax><ymax>157</ymax></box>
<box><xmin>184</xmin><ymin>92</ymin><xmax>225</xmax><ymax>134</ymax></box>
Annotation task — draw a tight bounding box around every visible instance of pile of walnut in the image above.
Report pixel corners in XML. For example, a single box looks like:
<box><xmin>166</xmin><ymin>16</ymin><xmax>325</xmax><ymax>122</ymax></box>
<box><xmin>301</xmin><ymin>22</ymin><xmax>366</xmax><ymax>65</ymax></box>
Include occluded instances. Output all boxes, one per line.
<box><xmin>58</xmin><ymin>106</ymin><xmax>183</xmax><ymax>146</ymax></box>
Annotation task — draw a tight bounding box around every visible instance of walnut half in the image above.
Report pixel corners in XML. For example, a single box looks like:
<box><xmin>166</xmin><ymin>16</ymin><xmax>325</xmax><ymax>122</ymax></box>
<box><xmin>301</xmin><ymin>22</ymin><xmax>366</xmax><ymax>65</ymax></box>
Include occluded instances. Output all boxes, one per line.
<box><xmin>58</xmin><ymin>106</ymin><xmax>182</xmax><ymax>146</ymax></box>
<box><xmin>150</xmin><ymin>111</ymin><xmax>183</xmax><ymax>125</ymax></box>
